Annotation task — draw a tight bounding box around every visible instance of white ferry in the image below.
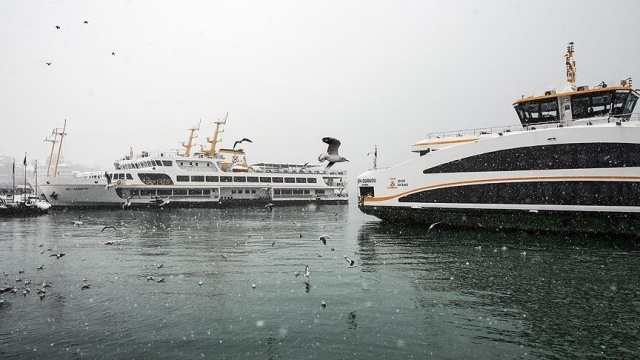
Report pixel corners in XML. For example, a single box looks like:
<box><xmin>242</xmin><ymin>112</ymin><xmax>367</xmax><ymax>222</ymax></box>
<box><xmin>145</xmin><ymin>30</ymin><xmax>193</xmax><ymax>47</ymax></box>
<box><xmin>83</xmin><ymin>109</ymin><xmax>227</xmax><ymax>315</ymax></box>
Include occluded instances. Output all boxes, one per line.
<box><xmin>41</xmin><ymin>116</ymin><xmax>348</xmax><ymax>208</ymax></box>
<box><xmin>357</xmin><ymin>43</ymin><xmax>640</xmax><ymax>234</ymax></box>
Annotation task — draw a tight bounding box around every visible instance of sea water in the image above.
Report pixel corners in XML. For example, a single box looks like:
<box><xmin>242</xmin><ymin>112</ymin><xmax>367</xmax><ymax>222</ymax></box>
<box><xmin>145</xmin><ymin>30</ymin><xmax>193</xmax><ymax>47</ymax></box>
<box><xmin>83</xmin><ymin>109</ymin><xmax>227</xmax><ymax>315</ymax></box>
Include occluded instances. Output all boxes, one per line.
<box><xmin>1</xmin><ymin>204</ymin><xmax>639</xmax><ymax>359</ymax></box>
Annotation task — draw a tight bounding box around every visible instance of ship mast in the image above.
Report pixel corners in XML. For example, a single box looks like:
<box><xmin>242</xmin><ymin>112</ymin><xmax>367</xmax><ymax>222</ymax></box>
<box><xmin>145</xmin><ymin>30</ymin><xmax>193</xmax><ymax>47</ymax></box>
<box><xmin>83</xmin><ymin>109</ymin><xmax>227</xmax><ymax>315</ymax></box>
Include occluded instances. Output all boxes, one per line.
<box><xmin>179</xmin><ymin>120</ymin><xmax>201</xmax><ymax>157</ymax></box>
<box><xmin>204</xmin><ymin>112</ymin><xmax>228</xmax><ymax>158</ymax></box>
<box><xmin>52</xmin><ymin>119</ymin><xmax>67</xmax><ymax>178</ymax></box>
<box><xmin>44</xmin><ymin>130</ymin><xmax>59</xmax><ymax>177</ymax></box>
<box><xmin>565</xmin><ymin>42</ymin><xmax>576</xmax><ymax>87</ymax></box>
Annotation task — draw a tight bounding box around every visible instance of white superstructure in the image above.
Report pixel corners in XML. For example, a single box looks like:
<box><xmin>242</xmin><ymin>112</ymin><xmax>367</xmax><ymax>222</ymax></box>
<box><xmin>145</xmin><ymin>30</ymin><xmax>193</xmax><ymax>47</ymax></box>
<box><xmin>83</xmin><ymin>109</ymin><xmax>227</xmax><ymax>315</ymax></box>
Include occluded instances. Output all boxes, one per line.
<box><xmin>357</xmin><ymin>43</ymin><xmax>640</xmax><ymax>234</ymax></box>
<box><xmin>40</xmin><ymin>116</ymin><xmax>348</xmax><ymax>208</ymax></box>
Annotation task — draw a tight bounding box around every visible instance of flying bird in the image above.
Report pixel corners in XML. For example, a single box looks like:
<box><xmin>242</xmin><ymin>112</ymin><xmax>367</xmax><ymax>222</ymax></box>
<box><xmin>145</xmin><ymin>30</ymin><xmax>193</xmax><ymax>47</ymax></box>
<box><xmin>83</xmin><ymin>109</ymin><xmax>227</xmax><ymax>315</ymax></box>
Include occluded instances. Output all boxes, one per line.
<box><xmin>303</xmin><ymin>265</ymin><xmax>310</xmax><ymax>280</ymax></box>
<box><xmin>101</xmin><ymin>225</ymin><xmax>117</xmax><ymax>232</ymax></box>
<box><xmin>233</xmin><ymin>138</ymin><xmax>252</xmax><ymax>149</ymax></box>
<box><xmin>265</xmin><ymin>203</ymin><xmax>273</xmax><ymax>212</ymax></box>
<box><xmin>318</xmin><ymin>137</ymin><xmax>348</xmax><ymax>170</ymax></box>
<box><xmin>50</xmin><ymin>253</ymin><xmax>65</xmax><ymax>259</ymax></box>
<box><xmin>344</xmin><ymin>255</ymin><xmax>356</xmax><ymax>268</ymax></box>
<box><xmin>72</xmin><ymin>215</ymin><xmax>83</xmax><ymax>226</ymax></box>
<box><xmin>319</xmin><ymin>234</ymin><xmax>331</xmax><ymax>245</ymax></box>
<box><xmin>55</xmin><ymin>25</ymin><xmax>60</xmax><ymax>29</ymax></box>
<box><xmin>45</xmin><ymin>62</ymin><xmax>52</xmax><ymax>66</ymax></box>
<box><xmin>427</xmin><ymin>221</ymin><xmax>442</xmax><ymax>236</ymax></box>
<box><xmin>122</xmin><ymin>196</ymin><xmax>132</xmax><ymax>209</ymax></box>
<box><xmin>83</xmin><ymin>20</ymin><xmax>88</xmax><ymax>24</ymax></box>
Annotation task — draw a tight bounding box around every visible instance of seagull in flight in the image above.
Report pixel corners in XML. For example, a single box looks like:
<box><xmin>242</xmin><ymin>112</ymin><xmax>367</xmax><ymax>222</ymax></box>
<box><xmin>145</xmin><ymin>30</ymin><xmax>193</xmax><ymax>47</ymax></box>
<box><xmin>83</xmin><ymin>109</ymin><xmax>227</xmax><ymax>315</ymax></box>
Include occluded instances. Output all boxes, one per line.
<box><xmin>303</xmin><ymin>265</ymin><xmax>310</xmax><ymax>280</ymax></box>
<box><xmin>426</xmin><ymin>221</ymin><xmax>442</xmax><ymax>236</ymax></box>
<box><xmin>318</xmin><ymin>137</ymin><xmax>349</xmax><ymax>170</ymax></box>
<box><xmin>50</xmin><ymin>253</ymin><xmax>66</xmax><ymax>259</ymax></box>
<box><xmin>264</xmin><ymin>203</ymin><xmax>273</xmax><ymax>212</ymax></box>
<box><xmin>319</xmin><ymin>234</ymin><xmax>331</xmax><ymax>246</ymax></box>
<box><xmin>157</xmin><ymin>196</ymin><xmax>171</xmax><ymax>207</ymax></box>
<box><xmin>344</xmin><ymin>255</ymin><xmax>356</xmax><ymax>268</ymax></box>
<box><xmin>104</xmin><ymin>172</ymin><xmax>115</xmax><ymax>189</ymax></box>
<box><xmin>122</xmin><ymin>196</ymin><xmax>132</xmax><ymax>209</ymax></box>
<box><xmin>101</xmin><ymin>225</ymin><xmax>117</xmax><ymax>232</ymax></box>
<box><xmin>233</xmin><ymin>138</ymin><xmax>252</xmax><ymax>150</ymax></box>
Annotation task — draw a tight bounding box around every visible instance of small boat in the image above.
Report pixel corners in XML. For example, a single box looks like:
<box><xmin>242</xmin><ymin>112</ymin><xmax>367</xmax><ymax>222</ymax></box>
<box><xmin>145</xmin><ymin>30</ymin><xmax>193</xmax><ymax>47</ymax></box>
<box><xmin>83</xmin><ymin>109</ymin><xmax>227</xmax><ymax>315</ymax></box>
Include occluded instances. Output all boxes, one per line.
<box><xmin>41</xmin><ymin>115</ymin><xmax>348</xmax><ymax>208</ymax></box>
<box><xmin>357</xmin><ymin>42</ymin><xmax>640</xmax><ymax>235</ymax></box>
<box><xmin>0</xmin><ymin>185</ymin><xmax>51</xmax><ymax>217</ymax></box>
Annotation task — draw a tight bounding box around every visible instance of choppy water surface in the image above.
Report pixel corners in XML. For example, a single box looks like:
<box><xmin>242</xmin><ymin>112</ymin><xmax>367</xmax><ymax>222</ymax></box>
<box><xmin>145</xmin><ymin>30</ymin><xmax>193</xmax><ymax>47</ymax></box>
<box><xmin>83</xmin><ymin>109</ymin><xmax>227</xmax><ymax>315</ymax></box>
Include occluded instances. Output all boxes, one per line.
<box><xmin>1</xmin><ymin>205</ymin><xmax>639</xmax><ymax>359</ymax></box>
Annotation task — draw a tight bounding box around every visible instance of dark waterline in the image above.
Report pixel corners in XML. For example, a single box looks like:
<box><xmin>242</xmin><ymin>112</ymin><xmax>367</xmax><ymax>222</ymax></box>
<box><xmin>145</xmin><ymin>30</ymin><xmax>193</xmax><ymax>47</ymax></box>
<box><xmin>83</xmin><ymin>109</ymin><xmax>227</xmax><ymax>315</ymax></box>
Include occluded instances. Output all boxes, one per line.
<box><xmin>1</xmin><ymin>205</ymin><xmax>639</xmax><ymax>359</ymax></box>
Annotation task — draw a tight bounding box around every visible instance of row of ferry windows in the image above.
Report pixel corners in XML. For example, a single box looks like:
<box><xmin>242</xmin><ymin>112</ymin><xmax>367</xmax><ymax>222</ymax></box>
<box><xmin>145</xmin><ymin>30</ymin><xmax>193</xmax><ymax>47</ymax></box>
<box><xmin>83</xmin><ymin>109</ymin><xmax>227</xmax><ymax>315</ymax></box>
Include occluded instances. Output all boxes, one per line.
<box><xmin>398</xmin><ymin>181</ymin><xmax>640</xmax><ymax>207</ymax></box>
<box><xmin>176</xmin><ymin>175</ymin><xmax>318</xmax><ymax>184</ymax></box>
<box><xmin>514</xmin><ymin>90</ymin><xmax>639</xmax><ymax>124</ymax></box>
<box><xmin>119</xmin><ymin>160</ymin><xmax>173</xmax><ymax>170</ymax></box>
<box><xmin>129</xmin><ymin>188</ymin><xmax>217</xmax><ymax>196</ymax></box>
<box><xmin>423</xmin><ymin>143</ymin><xmax>640</xmax><ymax>174</ymax></box>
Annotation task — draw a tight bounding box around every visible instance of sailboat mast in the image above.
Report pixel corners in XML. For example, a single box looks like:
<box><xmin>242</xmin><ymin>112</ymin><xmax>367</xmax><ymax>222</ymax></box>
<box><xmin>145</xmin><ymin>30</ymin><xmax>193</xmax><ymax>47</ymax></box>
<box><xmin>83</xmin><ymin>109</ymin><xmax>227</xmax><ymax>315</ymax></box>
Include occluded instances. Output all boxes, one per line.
<box><xmin>45</xmin><ymin>130</ymin><xmax>58</xmax><ymax>177</ymax></box>
<box><xmin>52</xmin><ymin>119</ymin><xmax>67</xmax><ymax>178</ymax></box>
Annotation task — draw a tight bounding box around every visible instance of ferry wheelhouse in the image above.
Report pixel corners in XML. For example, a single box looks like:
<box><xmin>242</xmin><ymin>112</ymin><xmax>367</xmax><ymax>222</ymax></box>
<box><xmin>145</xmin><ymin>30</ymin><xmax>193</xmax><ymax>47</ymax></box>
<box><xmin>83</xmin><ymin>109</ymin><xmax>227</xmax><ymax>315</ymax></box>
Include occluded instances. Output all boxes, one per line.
<box><xmin>357</xmin><ymin>43</ymin><xmax>640</xmax><ymax>234</ymax></box>
<box><xmin>41</xmin><ymin>116</ymin><xmax>348</xmax><ymax>208</ymax></box>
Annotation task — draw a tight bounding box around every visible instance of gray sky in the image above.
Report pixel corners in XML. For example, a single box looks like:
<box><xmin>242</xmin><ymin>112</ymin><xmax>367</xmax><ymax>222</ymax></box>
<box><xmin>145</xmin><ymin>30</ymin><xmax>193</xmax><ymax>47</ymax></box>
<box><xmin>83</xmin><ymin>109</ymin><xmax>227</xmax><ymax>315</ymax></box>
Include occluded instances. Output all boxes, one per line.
<box><xmin>2</xmin><ymin>0</ymin><xmax>639</xmax><ymax>176</ymax></box>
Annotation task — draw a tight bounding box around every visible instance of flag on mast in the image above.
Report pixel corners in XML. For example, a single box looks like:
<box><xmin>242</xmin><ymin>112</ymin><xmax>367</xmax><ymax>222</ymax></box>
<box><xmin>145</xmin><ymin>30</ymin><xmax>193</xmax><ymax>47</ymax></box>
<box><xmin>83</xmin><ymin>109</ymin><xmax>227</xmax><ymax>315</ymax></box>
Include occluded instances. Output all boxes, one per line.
<box><xmin>23</xmin><ymin>154</ymin><xmax>27</xmax><ymax>166</ymax></box>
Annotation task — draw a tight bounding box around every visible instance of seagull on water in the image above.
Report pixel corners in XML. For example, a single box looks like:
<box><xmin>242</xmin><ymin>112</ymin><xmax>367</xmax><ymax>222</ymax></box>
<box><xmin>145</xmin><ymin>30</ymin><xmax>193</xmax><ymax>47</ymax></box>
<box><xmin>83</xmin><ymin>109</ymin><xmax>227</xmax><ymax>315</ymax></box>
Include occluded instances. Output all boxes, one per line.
<box><xmin>252</xmin><ymin>282</ymin><xmax>256</xmax><ymax>289</ymax></box>
<box><xmin>146</xmin><ymin>275</ymin><xmax>154</xmax><ymax>281</ymax></box>
<box><xmin>265</xmin><ymin>203</ymin><xmax>273</xmax><ymax>212</ymax></box>
<box><xmin>37</xmin><ymin>264</ymin><xmax>44</xmax><ymax>270</ymax></box>
<box><xmin>198</xmin><ymin>280</ymin><xmax>203</xmax><ymax>287</ymax></box>
<box><xmin>319</xmin><ymin>234</ymin><xmax>331</xmax><ymax>245</ymax></box>
<box><xmin>321</xmin><ymin>299</ymin><xmax>326</xmax><ymax>308</ymax></box>
<box><xmin>81</xmin><ymin>283</ymin><xmax>91</xmax><ymax>290</ymax></box>
<box><xmin>156</xmin><ymin>277</ymin><xmax>165</xmax><ymax>283</ymax></box>
<box><xmin>156</xmin><ymin>263</ymin><xmax>164</xmax><ymax>269</ymax></box>
<box><xmin>72</xmin><ymin>215</ymin><xmax>83</xmax><ymax>226</ymax></box>
<box><xmin>50</xmin><ymin>253</ymin><xmax>65</xmax><ymax>259</ymax></box>
<box><xmin>344</xmin><ymin>255</ymin><xmax>356</xmax><ymax>268</ymax></box>
<box><xmin>318</xmin><ymin>137</ymin><xmax>349</xmax><ymax>170</ymax></box>
<box><xmin>294</xmin><ymin>270</ymin><xmax>300</xmax><ymax>277</ymax></box>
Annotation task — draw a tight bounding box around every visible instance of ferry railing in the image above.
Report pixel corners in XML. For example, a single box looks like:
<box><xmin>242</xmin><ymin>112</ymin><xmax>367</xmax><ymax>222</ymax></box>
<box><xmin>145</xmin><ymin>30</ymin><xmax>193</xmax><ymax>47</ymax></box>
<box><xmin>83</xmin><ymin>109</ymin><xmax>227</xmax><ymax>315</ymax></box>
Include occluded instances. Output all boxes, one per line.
<box><xmin>424</xmin><ymin>112</ymin><xmax>640</xmax><ymax>140</ymax></box>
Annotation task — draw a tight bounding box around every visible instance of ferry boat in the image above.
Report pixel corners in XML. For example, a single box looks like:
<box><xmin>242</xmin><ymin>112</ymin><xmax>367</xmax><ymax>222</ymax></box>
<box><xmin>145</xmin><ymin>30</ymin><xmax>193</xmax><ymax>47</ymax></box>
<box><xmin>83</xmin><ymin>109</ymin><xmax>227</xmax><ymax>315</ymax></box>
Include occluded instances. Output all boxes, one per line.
<box><xmin>357</xmin><ymin>43</ymin><xmax>640</xmax><ymax>235</ymax></box>
<box><xmin>40</xmin><ymin>116</ymin><xmax>348</xmax><ymax>208</ymax></box>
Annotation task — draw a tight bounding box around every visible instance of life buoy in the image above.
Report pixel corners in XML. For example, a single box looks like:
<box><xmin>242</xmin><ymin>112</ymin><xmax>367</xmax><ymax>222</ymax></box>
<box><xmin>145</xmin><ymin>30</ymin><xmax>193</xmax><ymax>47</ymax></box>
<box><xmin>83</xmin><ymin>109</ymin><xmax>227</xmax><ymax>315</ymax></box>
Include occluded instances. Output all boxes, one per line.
<box><xmin>116</xmin><ymin>180</ymin><xmax>122</xmax><ymax>185</ymax></box>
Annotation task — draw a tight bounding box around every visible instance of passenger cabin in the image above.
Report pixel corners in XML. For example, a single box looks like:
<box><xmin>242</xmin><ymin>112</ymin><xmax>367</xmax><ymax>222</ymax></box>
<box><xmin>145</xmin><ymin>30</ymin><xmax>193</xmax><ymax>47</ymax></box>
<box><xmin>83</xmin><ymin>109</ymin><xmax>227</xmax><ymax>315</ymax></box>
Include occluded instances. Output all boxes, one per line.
<box><xmin>513</xmin><ymin>42</ymin><xmax>639</xmax><ymax>126</ymax></box>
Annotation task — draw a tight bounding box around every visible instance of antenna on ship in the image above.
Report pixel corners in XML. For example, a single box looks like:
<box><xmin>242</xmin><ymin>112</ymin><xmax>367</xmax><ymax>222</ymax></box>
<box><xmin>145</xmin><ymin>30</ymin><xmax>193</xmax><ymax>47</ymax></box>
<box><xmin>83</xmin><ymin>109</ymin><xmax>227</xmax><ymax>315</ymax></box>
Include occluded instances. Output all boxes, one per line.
<box><xmin>52</xmin><ymin>119</ymin><xmax>67</xmax><ymax>178</ymax></box>
<box><xmin>367</xmin><ymin>145</ymin><xmax>378</xmax><ymax>170</ymax></box>
<box><xmin>565</xmin><ymin>41</ymin><xmax>576</xmax><ymax>87</ymax></box>
<box><xmin>204</xmin><ymin>112</ymin><xmax>228</xmax><ymax>158</ymax></box>
<box><xmin>179</xmin><ymin>119</ymin><xmax>201</xmax><ymax>157</ymax></box>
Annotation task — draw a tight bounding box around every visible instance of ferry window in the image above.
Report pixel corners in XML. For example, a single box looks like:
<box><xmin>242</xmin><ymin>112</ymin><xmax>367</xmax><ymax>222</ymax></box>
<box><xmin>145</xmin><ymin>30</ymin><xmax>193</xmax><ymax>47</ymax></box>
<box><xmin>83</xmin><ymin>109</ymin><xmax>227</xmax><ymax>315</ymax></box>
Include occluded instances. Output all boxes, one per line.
<box><xmin>191</xmin><ymin>176</ymin><xmax>204</xmax><ymax>182</ymax></box>
<box><xmin>206</xmin><ymin>176</ymin><xmax>219</xmax><ymax>182</ymax></box>
<box><xmin>260</xmin><ymin>177</ymin><xmax>271</xmax><ymax>182</ymax></box>
<box><xmin>157</xmin><ymin>189</ymin><xmax>172</xmax><ymax>196</ymax></box>
<box><xmin>154</xmin><ymin>160</ymin><xmax>163</xmax><ymax>166</ymax></box>
<box><xmin>220</xmin><ymin>176</ymin><xmax>232</xmax><ymax>182</ymax></box>
<box><xmin>234</xmin><ymin>176</ymin><xmax>246</xmax><ymax>182</ymax></box>
<box><xmin>540</xmin><ymin>99</ymin><xmax>558</xmax><ymax>120</ymax></box>
<box><xmin>307</xmin><ymin>178</ymin><xmax>317</xmax><ymax>183</ymax></box>
<box><xmin>359</xmin><ymin>186</ymin><xmax>374</xmax><ymax>197</ymax></box>
<box><xmin>296</xmin><ymin>178</ymin><xmax>307</xmax><ymax>183</ymax></box>
<box><xmin>203</xmin><ymin>189</ymin><xmax>211</xmax><ymax>195</ymax></box>
<box><xmin>591</xmin><ymin>93</ymin><xmax>612</xmax><ymax>116</ymax></box>
<box><xmin>231</xmin><ymin>190</ymin><xmax>236</xmax><ymax>194</ymax></box>
<box><xmin>624</xmin><ymin>93</ymin><xmax>638</xmax><ymax>115</ymax></box>
<box><xmin>315</xmin><ymin>190</ymin><xmax>325</xmax><ymax>194</ymax></box>
<box><xmin>571</xmin><ymin>94</ymin><xmax>591</xmax><ymax>119</ymax></box>
<box><xmin>162</xmin><ymin>161</ymin><xmax>173</xmax><ymax>166</ymax></box>
<box><xmin>283</xmin><ymin>189</ymin><xmax>293</xmax><ymax>194</ymax></box>
<box><xmin>611</xmin><ymin>91</ymin><xmax>629</xmax><ymax>115</ymax></box>
<box><xmin>174</xmin><ymin>189</ymin><xmax>187</xmax><ymax>196</ymax></box>
<box><xmin>293</xmin><ymin>189</ymin><xmax>303</xmax><ymax>195</ymax></box>
<box><xmin>247</xmin><ymin>177</ymin><xmax>259</xmax><ymax>182</ymax></box>
<box><xmin>126</xmin><ymin>174</ymin><xmax>133</xmax><ymax>180</ymax></box>
<box><xmin>244</xmin><ymin>190</ymin><xmax>250</xmax><ymax>194</ymax></box>
<box><xmin>141</xmin><ymin>189</ymin><xmax>156</xmax><ymax>196</ymax></box>
<box><xmin>189</xmin><ymin>189</ymin><xmax>202</xmax><ymax>195</ymax></box>
<box><xmin>130</xmin><ymin>189</ymin><xmax>139</xmax><ymax>196</ymax></box>
<box><xmin>139</xmin><ymin>173</ymin><xmax>174</xmax><ymax>185</ymax></box>
<box><xmin>251</xmin><ymin>190</ymin><xmax>256</xmax><ymax>194</ymax></box>
<box><xmin>273</xmin><ymin>189</ymin><xmax>281</xmax><ymax>195</ymax></box>
<box><xmin>304</xmin><ymin>190</ymin><xmax>310</xmax><ymax>194</ymax></box>
<box><xmin>177</xmin><ymin>175</ymin><xmax>189</xmax><ymax>182</ymax></box>
<box><xmin>284</xmin><ymin>177</ymin><xmax>295</xmax><ymax>183</ymax></box>
<box><xmin>272</xmin><ymin>177</ymin><xmax>283</xmax><ymax>183</ymax></box>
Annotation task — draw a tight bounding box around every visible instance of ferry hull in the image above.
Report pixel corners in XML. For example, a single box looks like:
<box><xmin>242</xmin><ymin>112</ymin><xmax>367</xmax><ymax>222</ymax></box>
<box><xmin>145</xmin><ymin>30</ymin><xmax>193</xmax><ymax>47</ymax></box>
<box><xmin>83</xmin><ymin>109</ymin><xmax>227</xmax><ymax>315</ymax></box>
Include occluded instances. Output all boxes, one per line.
<box><xmin>359</xmin><ymin>205</ymin><xmax>640</xmax><ymax>236</ymax></box>
<box><xmin>39</xmin><ymin>178</ymin><xmax>122</xmax><ymax>208</ymax></box>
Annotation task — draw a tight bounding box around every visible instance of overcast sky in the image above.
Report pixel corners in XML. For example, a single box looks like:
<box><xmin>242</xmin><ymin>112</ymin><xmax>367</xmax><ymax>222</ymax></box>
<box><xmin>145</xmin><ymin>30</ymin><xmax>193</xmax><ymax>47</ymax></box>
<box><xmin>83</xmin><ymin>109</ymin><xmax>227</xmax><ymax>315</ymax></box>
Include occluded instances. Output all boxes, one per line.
<box><xmin>1</xmin><ymin>0</ymin><xmax>639</xmax><ymax>177</ymax></box>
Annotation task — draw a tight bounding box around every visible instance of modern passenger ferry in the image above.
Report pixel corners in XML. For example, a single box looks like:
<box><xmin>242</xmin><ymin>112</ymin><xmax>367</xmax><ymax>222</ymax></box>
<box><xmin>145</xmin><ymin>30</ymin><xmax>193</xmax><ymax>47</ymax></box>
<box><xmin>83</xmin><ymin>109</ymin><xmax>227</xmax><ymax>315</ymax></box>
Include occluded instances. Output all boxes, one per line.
<box><xmin>357</xmin><ymin>43</ymin><xmax>640</xmax><ymax>234</ymax></box>
<box><xmin>40</xmin><ymin>116</ymin><xmax>348</xmax><ymax>208</ymax></box>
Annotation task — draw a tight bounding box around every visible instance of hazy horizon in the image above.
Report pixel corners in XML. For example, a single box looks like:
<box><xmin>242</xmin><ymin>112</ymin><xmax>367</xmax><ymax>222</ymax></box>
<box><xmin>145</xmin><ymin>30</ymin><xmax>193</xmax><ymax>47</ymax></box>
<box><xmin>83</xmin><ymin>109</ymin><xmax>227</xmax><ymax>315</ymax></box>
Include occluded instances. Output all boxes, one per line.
<box><xmin>2</xmin><ymin>0</ymin><xmax>639</xmax><ymax>176</ymax></box>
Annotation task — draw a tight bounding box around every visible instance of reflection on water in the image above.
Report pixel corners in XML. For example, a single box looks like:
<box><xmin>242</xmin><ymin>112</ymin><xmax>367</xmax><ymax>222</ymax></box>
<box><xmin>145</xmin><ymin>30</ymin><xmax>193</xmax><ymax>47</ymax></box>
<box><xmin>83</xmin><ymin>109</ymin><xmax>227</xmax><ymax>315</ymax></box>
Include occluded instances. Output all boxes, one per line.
<box><xmin>0</xmin><ymin>206</ymin><xmax>638</xmax><ymax>359</ymax></box>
